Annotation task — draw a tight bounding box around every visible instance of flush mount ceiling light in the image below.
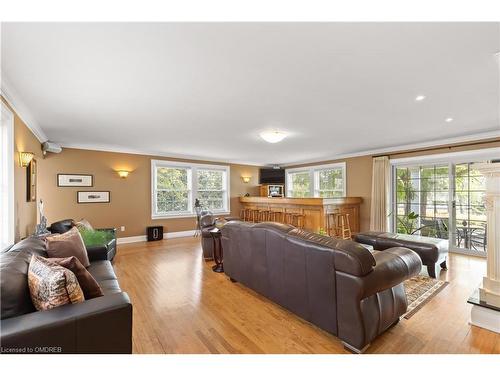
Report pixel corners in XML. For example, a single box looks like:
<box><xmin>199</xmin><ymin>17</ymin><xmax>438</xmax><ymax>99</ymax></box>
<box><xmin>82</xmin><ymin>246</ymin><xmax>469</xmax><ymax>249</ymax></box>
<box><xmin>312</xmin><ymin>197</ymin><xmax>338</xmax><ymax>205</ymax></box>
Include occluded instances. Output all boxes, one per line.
<box><xmin>259</xmin><ymin>130</ymin><xmax>287</xmax><ymax>143</ymax></box>
<box><xmin>415</xmin><ymin>95</ymin><xmax>426</xmax><ymax>102</ymax></box>
<box><xmin>445</xmin><ymin>117</ymin><xmax>454</xmax><ymax>123</ymax></box>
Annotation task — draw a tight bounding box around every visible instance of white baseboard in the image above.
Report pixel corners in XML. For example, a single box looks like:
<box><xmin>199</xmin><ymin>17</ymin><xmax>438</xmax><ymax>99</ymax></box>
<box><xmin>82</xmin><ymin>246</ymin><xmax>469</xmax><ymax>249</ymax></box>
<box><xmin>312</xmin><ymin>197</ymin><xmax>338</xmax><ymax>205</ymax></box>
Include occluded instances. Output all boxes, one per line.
<box><xmin>117</xmin><ymin>230</ymin><xmax>197</xmax><ymax>244</ymax></box>
<box><xmin>165</xmin><ymin>230</ymin><xmax>197</xmax><ymax>239</ymax></box>
<box><xmin>470</xmin><ymin>305</ymin><xmax>500</xmax><ymax>333</ymax></box>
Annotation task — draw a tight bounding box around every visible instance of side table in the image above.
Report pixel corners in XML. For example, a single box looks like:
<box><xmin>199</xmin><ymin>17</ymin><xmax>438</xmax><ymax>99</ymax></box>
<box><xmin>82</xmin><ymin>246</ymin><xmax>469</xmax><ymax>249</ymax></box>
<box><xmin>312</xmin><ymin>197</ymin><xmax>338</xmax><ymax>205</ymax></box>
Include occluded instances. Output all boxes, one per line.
<box><xmin>209</xmin><ymin>228</ymin><xmax>224</xmax><ymax>273</ymax></box>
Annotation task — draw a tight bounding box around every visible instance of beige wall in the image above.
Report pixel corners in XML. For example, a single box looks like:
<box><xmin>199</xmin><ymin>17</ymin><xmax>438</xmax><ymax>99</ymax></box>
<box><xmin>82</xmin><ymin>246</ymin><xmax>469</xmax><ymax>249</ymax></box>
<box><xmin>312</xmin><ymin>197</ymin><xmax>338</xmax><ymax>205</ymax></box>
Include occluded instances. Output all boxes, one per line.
<box><xmin>38</xmin><ymin>148</ymin><xmax>260</xmax><ymax>238</ymax></box>
<box><xmin>2</xmin><ymin>96</ymin><xmax>43</xmax><ymax>241</ymax></box>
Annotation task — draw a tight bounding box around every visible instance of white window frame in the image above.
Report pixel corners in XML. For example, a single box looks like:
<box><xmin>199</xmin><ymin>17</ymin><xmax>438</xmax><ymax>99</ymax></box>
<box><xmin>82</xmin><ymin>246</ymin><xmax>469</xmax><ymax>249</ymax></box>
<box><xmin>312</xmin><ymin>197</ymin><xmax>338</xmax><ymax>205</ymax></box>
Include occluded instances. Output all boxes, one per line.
<box><xmin>151</xmin><ymin>159</ymin><xmax>230</xmax><ymax>219</ymax></box>
<box><xmin>1</xmin><ymin>102</ymin><xmax>15</xmax><ymax>248</ymax></box>
<box><xmin>285</xmin><ymin>162</ymin><xmax>346</xmax><ymax>198</ymax></box>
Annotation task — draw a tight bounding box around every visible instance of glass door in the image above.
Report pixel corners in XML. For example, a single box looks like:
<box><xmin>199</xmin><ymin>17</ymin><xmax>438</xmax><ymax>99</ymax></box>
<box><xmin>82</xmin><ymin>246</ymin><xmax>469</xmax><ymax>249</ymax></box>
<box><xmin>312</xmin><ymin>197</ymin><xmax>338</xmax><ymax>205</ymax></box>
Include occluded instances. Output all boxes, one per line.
<box><xmin>450</xmin><ymin>163</ymin><xmax>487</xmax><ymax>255</ymax></box>
<box><xmin>393</xmin><ymin>161</ymin><xmax>487</xmax><ymax>257</ymax></box>
<box><xmin>394</xmin><ymin>164</ymin><xmax>450</xmax><ymax>240</ymax></box>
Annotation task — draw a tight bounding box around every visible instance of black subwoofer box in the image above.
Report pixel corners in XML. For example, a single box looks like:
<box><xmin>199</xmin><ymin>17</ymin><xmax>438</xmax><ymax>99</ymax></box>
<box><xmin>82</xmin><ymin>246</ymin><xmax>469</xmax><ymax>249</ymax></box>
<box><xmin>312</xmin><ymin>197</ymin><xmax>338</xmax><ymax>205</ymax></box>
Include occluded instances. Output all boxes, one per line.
<box><xmin>147</xmin><ymin>226</ymin><xmax>163</xmax><ymax>241</ymax></box>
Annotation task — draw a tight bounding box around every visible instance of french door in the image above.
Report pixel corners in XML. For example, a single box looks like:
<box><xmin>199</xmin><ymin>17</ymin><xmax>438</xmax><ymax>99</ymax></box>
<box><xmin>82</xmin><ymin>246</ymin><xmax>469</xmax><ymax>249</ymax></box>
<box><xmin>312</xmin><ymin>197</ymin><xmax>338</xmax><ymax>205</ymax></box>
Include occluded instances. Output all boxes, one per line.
<box><xmin>393</xmin><ymin>161</ymin><xmax>487</xmax><ymax>257</ymax></box>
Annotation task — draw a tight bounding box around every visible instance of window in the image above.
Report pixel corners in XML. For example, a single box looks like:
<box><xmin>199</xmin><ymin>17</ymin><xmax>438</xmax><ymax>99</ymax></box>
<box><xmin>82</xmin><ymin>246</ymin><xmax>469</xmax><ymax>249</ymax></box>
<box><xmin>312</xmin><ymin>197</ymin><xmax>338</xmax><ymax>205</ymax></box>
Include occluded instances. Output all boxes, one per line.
<box><xmin>151</xmin><ymin>160</ymin><xmax>229</xmax><ymax>218</ymax></box>
<box><xmin>0</xmin><ymin>102</ymin><xmax>14</xmax><ymax>248</ymax></box>
<box><xmin>286</xmin><ymin>163</ymin><xmax>346</xmax><ymax>198</ymax></box>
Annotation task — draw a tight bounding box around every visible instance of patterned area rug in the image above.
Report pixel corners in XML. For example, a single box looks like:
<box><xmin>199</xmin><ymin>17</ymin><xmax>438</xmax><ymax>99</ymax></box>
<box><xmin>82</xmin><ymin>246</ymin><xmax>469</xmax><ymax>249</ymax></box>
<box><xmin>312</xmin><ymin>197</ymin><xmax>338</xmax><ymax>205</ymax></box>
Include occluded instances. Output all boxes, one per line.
<box><xmin>403</xmin><ymin>275</ymin><xmax>449</xmax><ymax>319</ymax></box>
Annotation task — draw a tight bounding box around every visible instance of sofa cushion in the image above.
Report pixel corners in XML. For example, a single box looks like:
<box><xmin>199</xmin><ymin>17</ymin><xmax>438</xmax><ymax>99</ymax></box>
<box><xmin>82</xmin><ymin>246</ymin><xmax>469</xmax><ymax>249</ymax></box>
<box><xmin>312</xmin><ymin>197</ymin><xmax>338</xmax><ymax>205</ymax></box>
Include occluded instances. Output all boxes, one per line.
<box><xmin>87</xmin><ymin>261</ymin><xmax>117</xmax><ymax>282</ymax></box>
<box><xmin>48</xmin><ymin>256</ymin><xmax>104</xmax><ymax>299</ymax></box>
<box><xmin>28</xmin><ymin>255</ymin><xmax>85</xmax><ymax>311</ymax></box>
<box><xmin>46</xmin><ymin>227</ymin><xmax>90</xmax><ymax>267</ymax></box>
<box><xmin>0</xmin><ymin>237</ymin><xmax>47</xmax><ymax>319</ymax></box>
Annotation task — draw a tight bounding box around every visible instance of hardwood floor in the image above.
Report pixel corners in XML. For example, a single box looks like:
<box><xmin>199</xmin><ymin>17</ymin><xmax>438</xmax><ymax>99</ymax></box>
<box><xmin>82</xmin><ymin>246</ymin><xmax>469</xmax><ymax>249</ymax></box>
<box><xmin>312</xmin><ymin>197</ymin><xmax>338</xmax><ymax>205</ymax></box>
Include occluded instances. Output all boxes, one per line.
<box><xmin>113</xmin><ymin>237</ymin><xmax>500</xmax><ymax>354</ymax></box>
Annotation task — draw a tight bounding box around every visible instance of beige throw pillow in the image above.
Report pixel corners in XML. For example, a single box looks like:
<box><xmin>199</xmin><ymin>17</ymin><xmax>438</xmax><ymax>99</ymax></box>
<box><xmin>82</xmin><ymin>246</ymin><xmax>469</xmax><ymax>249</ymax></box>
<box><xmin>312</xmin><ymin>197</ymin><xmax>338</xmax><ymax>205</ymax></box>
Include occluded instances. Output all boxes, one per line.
<box><xmin>46</xmin><ymin>226</ymin><xmax>90</xmax><ymax>267</ymax></box>
<box><xmin>28</xmin><ymin>254</ymin><xmax>85</xmax><ymax>311</ymax></box>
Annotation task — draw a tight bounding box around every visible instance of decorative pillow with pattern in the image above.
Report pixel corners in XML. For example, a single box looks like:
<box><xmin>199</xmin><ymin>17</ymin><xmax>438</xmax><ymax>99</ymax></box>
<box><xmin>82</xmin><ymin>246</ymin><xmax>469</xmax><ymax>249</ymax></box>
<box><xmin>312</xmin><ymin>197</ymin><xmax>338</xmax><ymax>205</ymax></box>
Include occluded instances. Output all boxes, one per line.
<box><xmin>28</xmin><ymin>254</ymin><xmax>85</xmax><ymax>311</ymax></box>
<box><xmin>48</xmin><ymin>256</ymin><xmax>103</xmax><ymax>299</ymax></box>
<box><xmin>75</xmin><ymin>219</ymin><xmax>94</xmax><ymax>232</ymax></box>
<box><xmin>46</xmin><ymin>226</ymin><xmax>90</xmax><ymax>267</ymax></box>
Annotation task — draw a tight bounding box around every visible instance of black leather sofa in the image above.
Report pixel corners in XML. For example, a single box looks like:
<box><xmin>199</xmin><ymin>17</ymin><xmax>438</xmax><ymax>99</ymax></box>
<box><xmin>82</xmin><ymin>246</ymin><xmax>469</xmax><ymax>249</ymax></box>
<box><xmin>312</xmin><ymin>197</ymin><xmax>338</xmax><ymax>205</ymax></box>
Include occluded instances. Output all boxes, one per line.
<box><xmin>0</xmin><ymin>237</ymin><xmax>132</xmax><ymax>353</ymax></box>
<box><xmin>48</xmin><ymin>219</ymin><xmax>117</xmax><ymax>261</ymax></box>
<box><xmin>221</xmin><ymin>221</ymin><xmax>422</xmax><ymax>353</ymax></box>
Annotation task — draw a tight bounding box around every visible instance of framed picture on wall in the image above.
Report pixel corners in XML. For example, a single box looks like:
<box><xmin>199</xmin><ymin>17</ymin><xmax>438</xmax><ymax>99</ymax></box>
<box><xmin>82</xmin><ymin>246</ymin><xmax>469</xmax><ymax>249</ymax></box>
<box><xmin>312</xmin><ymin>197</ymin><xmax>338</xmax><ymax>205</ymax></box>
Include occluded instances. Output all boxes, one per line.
<box><xmin>58</xmin><ymin>174</ymin><xmax>93</xmax><ymax>187</ymax></box>
<box><xmin>77</xmin><ymin>191</ymin><xmax>110</xmax><ymax>204</ymax></box>
<box><xmin>26</xmin><ymin>159</ymin><xmax>37</xmax><ymax>202</ymax></box>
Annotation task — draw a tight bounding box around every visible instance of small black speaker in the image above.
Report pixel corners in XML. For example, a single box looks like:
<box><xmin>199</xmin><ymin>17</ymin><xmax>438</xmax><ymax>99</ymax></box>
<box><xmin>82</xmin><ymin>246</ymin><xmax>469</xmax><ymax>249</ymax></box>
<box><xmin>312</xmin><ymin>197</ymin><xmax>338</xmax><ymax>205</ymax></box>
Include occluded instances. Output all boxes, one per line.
<box><xmin>147</xmin><ymin>226</ymin><xmax>163</xmax><ymax>241</ymax></box>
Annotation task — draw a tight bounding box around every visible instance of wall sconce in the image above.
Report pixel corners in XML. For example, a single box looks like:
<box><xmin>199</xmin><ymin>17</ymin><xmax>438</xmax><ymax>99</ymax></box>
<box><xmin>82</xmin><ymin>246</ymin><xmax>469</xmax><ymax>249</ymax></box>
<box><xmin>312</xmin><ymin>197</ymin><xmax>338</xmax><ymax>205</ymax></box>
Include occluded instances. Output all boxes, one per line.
<box><xmin>117</xmin><ymin>170</ymin><xmax>130</xmax><ymax>179</ymax></box>
<box><xmin>241</xmin><ymin>176</ymin><xmax>251</xmax><ymax>183</ymax></box>
<box><xmin>19</xmin><ymin>152</ymin><xmax>34</xmax><ymax>167</ymax></box>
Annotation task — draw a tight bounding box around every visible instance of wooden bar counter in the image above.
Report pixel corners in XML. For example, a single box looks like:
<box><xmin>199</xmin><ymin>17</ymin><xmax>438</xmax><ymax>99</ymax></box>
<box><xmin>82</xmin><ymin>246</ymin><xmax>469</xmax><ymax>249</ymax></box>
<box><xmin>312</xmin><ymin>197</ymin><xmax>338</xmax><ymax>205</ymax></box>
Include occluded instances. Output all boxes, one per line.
<box><xmin>239</xmin><ymin>196</ymin><xmax>363</xmax><ymax>234</ymax></box>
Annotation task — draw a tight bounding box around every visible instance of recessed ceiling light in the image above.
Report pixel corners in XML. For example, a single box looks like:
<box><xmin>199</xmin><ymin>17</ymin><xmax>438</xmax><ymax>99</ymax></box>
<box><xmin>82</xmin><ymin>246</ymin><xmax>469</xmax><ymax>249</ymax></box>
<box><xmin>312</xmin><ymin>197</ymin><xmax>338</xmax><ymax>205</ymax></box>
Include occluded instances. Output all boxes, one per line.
<box><xmin>445</xmin><ymin>117</ymin><xmax>453</xmax><ymax>123</ymax></box>
<box><xmin>415</xmin><ymin>95</ymin><xmax>426</xmax><ymax>102</ymax></box>
<box><xmin>259</xmin><ymin>130</ymin><xmax>287</xmax><ymax>143</ymax></box>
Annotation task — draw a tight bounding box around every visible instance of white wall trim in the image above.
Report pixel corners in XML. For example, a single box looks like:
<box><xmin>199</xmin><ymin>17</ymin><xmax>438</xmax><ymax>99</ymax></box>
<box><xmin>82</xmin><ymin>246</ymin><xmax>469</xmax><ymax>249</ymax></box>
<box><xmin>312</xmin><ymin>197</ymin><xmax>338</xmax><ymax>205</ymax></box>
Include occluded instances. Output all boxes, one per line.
<box><xmin>116</xmin><ymin>229</ymin><xmax>197</xmax><ymax>244</ymax></box>
<box><xmin>0</xmin><ymin>73</ymin><xmax>48</xmax><ymax>143</ymax></box>
<box><xmin>389</xmin><ymin>146</ymin><xmax>500</xmax><ymax>166</ymax></box>
<box><xmin>0</xmin><ymin>101</ymin><xmax>15</xmax><ymax>248</ymax></box>
<box><xmin>283</xmin><ymin>130</ymin><xmax>500</xmax><ymax>167</ymax></box>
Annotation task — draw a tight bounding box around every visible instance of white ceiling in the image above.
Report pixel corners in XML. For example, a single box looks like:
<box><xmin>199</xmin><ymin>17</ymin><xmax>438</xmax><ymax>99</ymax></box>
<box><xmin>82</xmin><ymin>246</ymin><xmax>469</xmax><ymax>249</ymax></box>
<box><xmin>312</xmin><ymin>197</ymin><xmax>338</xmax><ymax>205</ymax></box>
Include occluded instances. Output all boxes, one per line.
<box><xmin>1</xmin><ymin>22</ymin><xmax>499</xmax><ymax>166</ymax></box>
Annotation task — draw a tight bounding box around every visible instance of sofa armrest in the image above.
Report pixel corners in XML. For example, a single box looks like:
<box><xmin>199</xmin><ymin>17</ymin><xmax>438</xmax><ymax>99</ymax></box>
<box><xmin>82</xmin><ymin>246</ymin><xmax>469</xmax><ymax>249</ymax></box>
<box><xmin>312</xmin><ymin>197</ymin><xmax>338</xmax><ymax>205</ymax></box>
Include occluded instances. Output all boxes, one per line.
<box><xmin>360</xmin><ymin>247</ymin><xmax>422</xmax><ymax>299</ymax></box>
<box><xmin>86</xmin><ymin>245</ymin><xmax>109</xmax><ymax>262</ymax></box>
<box><xmin>0</xmin><ymin>293</ymin><xmax>132</xmax><ymax>353</ymax></box>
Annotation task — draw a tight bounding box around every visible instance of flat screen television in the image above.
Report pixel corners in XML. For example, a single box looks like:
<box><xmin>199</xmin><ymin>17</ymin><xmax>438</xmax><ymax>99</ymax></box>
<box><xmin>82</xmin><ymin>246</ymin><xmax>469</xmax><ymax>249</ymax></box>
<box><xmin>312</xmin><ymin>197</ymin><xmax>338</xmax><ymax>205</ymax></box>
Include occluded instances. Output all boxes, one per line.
<box><xmin>259</xmin><ymin>168</ymin><xmax>285</xmax><ymax>184</ymax></box>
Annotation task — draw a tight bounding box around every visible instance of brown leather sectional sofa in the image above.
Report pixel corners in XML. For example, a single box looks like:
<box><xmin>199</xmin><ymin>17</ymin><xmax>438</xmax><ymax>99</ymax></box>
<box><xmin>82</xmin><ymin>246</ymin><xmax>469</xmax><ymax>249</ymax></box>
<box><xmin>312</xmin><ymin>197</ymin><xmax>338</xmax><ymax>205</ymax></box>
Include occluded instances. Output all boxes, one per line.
<box><xmin>221</xmin><ymin>221</ymin><xmax>422</xmax><ymax>353</ymax></box>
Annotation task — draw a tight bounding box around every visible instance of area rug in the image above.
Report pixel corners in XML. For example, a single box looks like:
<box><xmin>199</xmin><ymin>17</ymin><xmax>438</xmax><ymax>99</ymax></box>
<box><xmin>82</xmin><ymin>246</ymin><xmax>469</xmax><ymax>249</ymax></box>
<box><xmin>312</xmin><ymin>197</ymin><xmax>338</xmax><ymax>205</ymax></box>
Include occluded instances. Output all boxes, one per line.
<box><xmin>403</xmin><ymin>275</ymin><xmax>449</xmax><ymax>319</ymax></box>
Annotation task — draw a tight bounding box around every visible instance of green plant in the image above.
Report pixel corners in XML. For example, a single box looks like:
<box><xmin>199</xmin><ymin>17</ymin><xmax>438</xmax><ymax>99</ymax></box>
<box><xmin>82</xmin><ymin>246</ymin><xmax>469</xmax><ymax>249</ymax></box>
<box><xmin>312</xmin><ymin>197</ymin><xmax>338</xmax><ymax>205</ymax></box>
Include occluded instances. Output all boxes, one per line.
<box><xmin>318</xmin><ymin>228</ymin><xmax>327</xmax><ymax>236</ymax></box>
<box><xmin>78</xmin><ymin>228</ymin><xmax>113</xmax><ymax>247</ymax></box>
<box><xmin>396</xmin><ymin>211</ymin><xmax>420</xmax><ymax>234</ymax></box>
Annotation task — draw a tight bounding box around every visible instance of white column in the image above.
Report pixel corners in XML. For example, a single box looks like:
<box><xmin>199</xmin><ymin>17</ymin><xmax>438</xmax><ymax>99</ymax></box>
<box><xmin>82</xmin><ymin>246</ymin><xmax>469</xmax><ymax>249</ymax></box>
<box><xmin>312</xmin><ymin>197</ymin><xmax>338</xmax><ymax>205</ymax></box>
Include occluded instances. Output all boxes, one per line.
<box><xmin>475</xmin><ymin>162</ymin><xmax>500</xmax><ymax>307</ymax></box>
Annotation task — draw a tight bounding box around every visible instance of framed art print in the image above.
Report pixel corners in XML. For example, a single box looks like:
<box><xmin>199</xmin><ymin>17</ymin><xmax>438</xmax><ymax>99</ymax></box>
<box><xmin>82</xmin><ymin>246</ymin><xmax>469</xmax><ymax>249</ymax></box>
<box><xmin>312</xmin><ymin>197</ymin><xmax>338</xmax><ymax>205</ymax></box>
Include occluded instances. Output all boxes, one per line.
<box><xmin>77</xmin><ymin>191</ymin><xmax>110</xmax><ymax>204</ymax></box>
<box><xmin>58</xmin><ymin>174</ymin><xmax>93</xmax><ymax>187</ymax></box>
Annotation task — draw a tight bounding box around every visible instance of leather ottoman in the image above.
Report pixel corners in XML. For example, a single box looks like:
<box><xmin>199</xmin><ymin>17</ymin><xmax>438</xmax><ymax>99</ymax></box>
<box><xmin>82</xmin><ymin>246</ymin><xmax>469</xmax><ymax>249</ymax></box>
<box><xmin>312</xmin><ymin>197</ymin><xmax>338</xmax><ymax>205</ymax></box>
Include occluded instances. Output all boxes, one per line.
<box><xmin>354</xmin><ymin>231</ymin><xmax>448</xmax><ymax>278</ymax></box>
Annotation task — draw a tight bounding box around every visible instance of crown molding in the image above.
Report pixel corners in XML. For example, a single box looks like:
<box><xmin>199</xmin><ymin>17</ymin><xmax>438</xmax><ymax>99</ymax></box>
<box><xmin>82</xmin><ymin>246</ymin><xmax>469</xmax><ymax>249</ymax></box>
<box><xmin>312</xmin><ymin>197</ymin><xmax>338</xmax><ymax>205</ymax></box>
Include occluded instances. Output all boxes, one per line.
<box><xmin>57</xmin><ymin>142</ymin><xmax>265</xmax><ymax>167</ymax></box>
<box><xmin>0</xmin><ymin>72</ymin><xmax>48</xmax><ymax>143</ymax></box>
<box><xmin>283</xmin><ymin>129</ymin><xmax>500</xmax><ymax>167</ymax></box>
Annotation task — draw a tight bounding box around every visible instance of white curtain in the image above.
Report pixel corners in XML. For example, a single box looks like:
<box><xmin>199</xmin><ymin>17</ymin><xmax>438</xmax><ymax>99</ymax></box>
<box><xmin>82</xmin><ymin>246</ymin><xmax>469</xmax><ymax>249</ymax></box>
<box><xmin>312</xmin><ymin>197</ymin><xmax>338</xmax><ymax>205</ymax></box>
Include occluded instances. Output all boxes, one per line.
<box><xmin>370</xmin><ymin>156</ymin><xmax>390</xmax><ymax>232</ymax></box>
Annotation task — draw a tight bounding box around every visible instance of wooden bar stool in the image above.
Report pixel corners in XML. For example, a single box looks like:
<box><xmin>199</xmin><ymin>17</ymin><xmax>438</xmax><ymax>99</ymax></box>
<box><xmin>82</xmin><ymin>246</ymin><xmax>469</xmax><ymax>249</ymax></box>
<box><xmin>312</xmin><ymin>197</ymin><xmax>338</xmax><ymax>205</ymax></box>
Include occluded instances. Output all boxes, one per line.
<box><xmin>327</xmin><ymin>211</ymin><xmax>352</xmax><ymax>240</ymax></box>
<box><xmin>283</xmin><ymin>212</ymin><xmax>293</xmax><ymax>225</ymax></box>
<box><xmin>290</xmin><ymin>213</ymin><xmax>305</xmax><ymax>229</ymax></box>
<box><xmin>258</xmin><ymin>209</ymin><xmax>271</xmax><ymax>222</ymax></box>
<box><xmin>269</xmin><ymin>208</ymin><xmax>285</xmax><ymax>223</ymax></box>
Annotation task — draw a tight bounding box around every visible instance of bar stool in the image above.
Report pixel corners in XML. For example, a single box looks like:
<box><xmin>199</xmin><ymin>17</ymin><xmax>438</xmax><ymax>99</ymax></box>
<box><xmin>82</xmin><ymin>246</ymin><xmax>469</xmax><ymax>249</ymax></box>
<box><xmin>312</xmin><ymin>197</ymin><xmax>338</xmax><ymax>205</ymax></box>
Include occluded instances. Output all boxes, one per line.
<box><xmin>283</xmin><ymin>212</ymin><xmax>294</xmax><ymax>225</ymax></box>
<box><xmin>258</xmin><ymin>208</ymin><xmax>271</xmax><ymax>222</ymax></box>
<box><xmin>269</xmin><ymin>208</ymin><xmax>285</xmax><ymax>223</ymax></box>
<box><xmin>249</xmin><ymin>208</ymin><xmax>260</xmax><ymax>222</ymax></box>
<box><xmin>327</xmin><ymin>210</ymin><xmax>352</xmax><ymax>240</ymax></box>
<box><xmin>290</xmin><ymin>213</ymin><xmax>305</xmax><ymax>229</ymax></box>
<box><xmin>325</xmin><ymin>208</ymin><xmax>340</xmax><ymax>237</ymax></box>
